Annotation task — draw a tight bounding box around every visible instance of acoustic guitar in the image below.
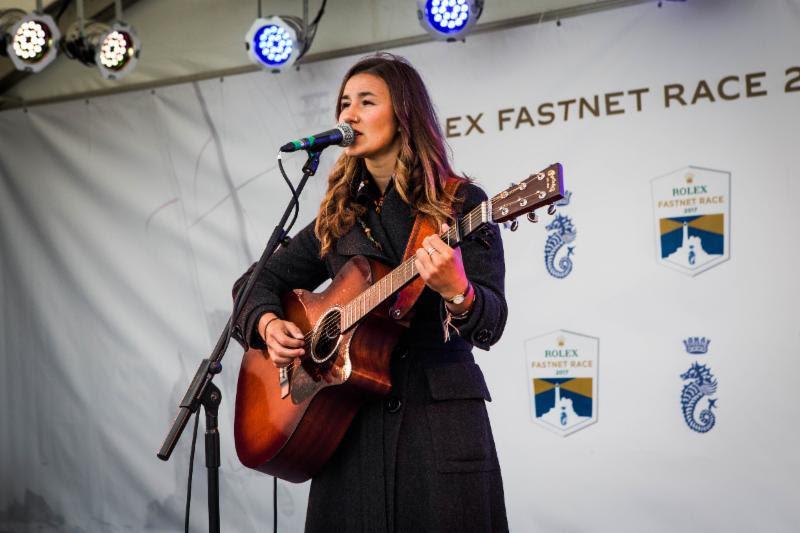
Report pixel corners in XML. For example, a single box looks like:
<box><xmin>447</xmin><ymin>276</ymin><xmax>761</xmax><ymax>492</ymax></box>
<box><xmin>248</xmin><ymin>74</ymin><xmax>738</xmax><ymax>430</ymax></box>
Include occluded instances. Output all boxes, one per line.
<box><xmin>234</xmin><ymin>163</ymin><xmax>565</xmax><ymax>482</ymax></box>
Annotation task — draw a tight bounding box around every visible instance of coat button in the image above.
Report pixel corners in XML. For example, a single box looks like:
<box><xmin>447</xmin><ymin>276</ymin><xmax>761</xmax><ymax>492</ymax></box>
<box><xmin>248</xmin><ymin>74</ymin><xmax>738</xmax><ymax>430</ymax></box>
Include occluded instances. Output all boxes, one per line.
<box><xmin>475</xmin><ymin>328</ymin><xmax>492</xmax><ymax>344</ymax></box>
<box><xmin>386</xmin><ymin>397</ymin><xmax>402</xmax><ymax>413</ymax></box>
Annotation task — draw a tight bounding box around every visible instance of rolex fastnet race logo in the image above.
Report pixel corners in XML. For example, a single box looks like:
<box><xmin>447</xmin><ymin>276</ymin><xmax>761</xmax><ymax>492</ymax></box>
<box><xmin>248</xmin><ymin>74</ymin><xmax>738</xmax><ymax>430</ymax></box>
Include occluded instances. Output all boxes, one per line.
<box><xmin>651</xmin><ymin>166</ymin><xmax>730</xmax><ymax>275</ymax></box>
<box><xmin>525</xmin><ymin>330</ymin><xmax>598</xmax><ymax>436</ymax></box>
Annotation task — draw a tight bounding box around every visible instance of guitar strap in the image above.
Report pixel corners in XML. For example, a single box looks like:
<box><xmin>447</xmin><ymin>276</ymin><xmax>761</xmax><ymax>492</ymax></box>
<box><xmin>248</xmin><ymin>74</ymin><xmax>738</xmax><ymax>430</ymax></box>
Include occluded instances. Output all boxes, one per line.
<box><xmin>389</xmin><ymin>177</ymin><xmax>463</xmax><ymax>321</ymax></box>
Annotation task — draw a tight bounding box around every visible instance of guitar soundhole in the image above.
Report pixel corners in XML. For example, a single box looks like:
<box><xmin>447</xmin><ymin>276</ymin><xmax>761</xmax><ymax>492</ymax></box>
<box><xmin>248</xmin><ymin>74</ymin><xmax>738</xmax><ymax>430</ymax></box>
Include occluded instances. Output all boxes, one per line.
<box><xmin>310</xmin><ymin>308</ymin><xmax>343</xmax><ymax>364</ymax></box>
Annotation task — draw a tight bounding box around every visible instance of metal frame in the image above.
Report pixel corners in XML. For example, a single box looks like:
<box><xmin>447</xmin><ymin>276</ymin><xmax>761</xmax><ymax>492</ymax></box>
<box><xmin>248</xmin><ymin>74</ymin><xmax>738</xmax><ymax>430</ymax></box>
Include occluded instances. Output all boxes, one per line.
<box><xmin>1</xmin><ymin>0</ymin><xmax>653</xmax><ymax>111</ymax></box>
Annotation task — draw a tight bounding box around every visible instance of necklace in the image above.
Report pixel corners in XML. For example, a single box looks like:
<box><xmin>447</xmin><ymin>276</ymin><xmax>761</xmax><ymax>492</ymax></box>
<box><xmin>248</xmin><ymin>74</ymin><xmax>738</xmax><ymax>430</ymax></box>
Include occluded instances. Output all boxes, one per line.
<box><xmin>374</xmin><ymin>194</ymin><xmax>386</xmax><ymax>214</ymax></box>
<box><xmin>355</xmin><ymin>173</ymin><xmax>394</xmax><ymax>251</ymax></box>
<box><xmin>357</xmin><ymin>217</ymin><xmax>383</xmax><ymax>252</ymax></box>
<box><xmin>374</xmin><ymin>173</ymin><xmax>395</xmax><ymax>213</ymax></box>
<box><xmin>357</xmin><ymin>177</ymin><xmax>388</xmax><ymax>214</ymax></box>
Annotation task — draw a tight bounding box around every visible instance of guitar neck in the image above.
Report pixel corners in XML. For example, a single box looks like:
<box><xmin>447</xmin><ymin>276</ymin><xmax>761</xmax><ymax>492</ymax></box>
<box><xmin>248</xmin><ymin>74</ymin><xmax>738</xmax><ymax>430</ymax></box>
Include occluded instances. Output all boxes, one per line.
<box><xmin>340</xmin><ymin>201</ymin><xmax>490</xmax><ymax>331</ymax></box>
<box><xmin>339</xmin><ymin>162</ymin><xmax>565</xmax><ymax>331</ymax></box>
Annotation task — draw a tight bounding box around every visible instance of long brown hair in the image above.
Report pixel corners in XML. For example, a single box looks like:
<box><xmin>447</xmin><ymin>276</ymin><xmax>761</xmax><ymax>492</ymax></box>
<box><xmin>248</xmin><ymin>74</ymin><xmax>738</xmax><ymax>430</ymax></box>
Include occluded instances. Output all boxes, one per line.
<box><xmin>314</xmin><ymin>53</ymin><xmax>463</xmax><ymax>257</ymax></box>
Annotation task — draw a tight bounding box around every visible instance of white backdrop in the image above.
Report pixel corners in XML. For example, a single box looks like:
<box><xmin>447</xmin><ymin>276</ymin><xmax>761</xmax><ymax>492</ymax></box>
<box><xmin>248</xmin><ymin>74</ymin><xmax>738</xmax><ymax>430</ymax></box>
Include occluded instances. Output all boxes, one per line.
<box><xmin>1</xmin><ymin>0</ymin><xmax>799</xmax><ymax>531</ymax></box>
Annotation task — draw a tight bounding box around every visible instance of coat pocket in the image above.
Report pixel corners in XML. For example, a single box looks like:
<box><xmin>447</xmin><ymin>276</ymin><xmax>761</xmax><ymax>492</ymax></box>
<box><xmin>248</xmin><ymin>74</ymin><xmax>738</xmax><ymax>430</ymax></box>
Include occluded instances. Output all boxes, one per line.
<box><xmin>423</xmin><ymin>362</ymin><xmax>499</xmax><ymax>473</ymax></box>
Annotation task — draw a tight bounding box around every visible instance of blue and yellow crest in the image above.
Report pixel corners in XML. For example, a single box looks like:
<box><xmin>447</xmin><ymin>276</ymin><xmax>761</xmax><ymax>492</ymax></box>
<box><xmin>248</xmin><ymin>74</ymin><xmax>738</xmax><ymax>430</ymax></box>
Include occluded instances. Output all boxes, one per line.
<box><xmin>532</xmin><ymin>377</ymin><xmax>593</xmax><ymax>430</ymax></box>
<box><xmin>525</xmin><ymin>330</ymin><xmax>598</xmax><ymax>436</ymax></box>
<box><xmin>651</xmin><ymin>167</ymin><xmax>731</xmax><ymax>275</ymax></box>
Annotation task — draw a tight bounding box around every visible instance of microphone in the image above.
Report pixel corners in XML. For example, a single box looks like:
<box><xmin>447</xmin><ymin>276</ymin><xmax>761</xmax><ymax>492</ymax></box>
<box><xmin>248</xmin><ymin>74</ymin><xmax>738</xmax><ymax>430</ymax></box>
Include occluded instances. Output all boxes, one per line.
<box><xmin>279</xmin><ymin>123</ymin><xmax>355</xmax><ymax>153</ymax></box>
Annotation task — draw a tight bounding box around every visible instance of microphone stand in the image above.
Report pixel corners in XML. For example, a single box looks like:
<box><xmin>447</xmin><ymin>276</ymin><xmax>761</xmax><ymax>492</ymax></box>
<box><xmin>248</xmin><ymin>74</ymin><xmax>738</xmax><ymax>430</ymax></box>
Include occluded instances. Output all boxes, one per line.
<box><xmin>157</xmin><ymin>149</ymin><xmax>323</xmax><ymax>533</ymax></box>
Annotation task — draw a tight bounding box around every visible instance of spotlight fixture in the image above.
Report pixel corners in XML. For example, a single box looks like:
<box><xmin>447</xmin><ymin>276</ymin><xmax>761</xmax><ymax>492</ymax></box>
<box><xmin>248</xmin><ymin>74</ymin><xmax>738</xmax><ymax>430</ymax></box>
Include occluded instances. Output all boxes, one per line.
<box><xmin>62</xmin><ymin>0</ymin><xmax>140</xmax><ymax>80</ymax></box>
<box><xmin>0</xmin><ymin>8</ymin><xmax>61</xmax><ymax>73</ymax></box>
<box><xmin>417</xmin><ymin>0</ymin><xmax>484</xmax><ymax>41</ymax></box>
<box><xmin>245</xmin><ymin>0</ymin><xmax>327</xmax><ymax>73</ymax></box>
<box><xmin>63</xmin><ymin>20</ymin><xmax>140</xmax><ymax>80</ymax></box>
<box><xmin>245</xmin><ymin>16</ymin><xmax>303</xmax><ymax>71</ymax></box>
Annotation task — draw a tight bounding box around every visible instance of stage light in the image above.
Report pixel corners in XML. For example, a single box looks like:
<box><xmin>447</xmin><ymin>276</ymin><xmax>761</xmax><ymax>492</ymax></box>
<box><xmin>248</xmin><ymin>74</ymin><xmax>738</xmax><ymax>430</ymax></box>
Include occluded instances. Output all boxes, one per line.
<box><xmin>244</xmin><ymin>1</ymin><xmax>327</xmax><ymax>73</ymax></box>
<box><xmin>417</xmin><ymin>0</ymin><xmax>483</xmax><ymax>41</ymax></box>
<box><xmin>63</xmin><ymin>20</ymin><xmax>140</xmax><ymax>80</ymax></box>
<box><xmin>61</xmin><ymin>0</ymin><xmax>140</xmax><ymax>80</ymax></box>
<box><xmin>0</xmin><ymin>8</ymin><xmax>61</xmax><ymax>73</ymax></box>
<box><xmin>245</xmin><ymin>16</ymin><xmax>303</xmax><ymax>71</ymax></box>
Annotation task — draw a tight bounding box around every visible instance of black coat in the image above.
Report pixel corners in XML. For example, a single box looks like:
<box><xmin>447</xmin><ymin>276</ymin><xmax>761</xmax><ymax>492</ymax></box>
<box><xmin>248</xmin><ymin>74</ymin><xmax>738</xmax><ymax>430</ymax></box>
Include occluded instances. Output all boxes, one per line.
<box><xmin>233</xmin><ymin>178</ymin><xmax>509</xmax><ymax>532</ymax></box>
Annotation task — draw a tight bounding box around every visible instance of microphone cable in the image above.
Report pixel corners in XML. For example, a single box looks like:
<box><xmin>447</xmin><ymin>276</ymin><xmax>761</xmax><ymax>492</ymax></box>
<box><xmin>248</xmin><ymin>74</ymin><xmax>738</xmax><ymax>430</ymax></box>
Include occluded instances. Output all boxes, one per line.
<box><xmin>184</xmin><ymin>410</ymin><xmax>201</xmax><ymax>532</ymax></box>
<box><xmin>268</xmin><ymin>149</ymin><xmax>302</xmax><ymax>532</ymax></box>
<box><xmin>181</xmin><ymin>150</ymin><xmax>304</xmax><ymax>533</ymax></box>
<box><xmin>277</xmin><ymin>151</ymin><xmax>302</xmax><ymax>237</ymax></box>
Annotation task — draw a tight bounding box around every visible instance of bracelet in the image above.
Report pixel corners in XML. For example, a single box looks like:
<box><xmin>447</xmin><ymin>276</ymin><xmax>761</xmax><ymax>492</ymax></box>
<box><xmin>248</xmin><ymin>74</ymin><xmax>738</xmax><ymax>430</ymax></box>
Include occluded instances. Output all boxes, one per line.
<box><xmin>442</xmin><ymin>298</ymin><xmax>472</xmax><ymax>342</ymax></box>
<box><xmin>446</xmin><ymin>306</ymin><xmax>472</xmax><ymax>321</ymax></box>
<box><xmin>261</xmin><ymin>316</ymin><xmax>280</xmax><ymax>341</ymax></box>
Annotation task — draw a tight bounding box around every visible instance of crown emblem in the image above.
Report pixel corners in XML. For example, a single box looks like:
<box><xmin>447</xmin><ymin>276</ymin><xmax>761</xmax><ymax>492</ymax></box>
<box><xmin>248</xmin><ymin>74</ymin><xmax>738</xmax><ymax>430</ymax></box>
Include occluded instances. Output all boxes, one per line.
<box><xmin>556</xmin><ymin>336</ymin><xmax>566</xmax><ymax>347</ymax></box>
<box><xmin>685</xmin><ymin>173</ymin><xmax>694</xmax><ymax>184</ymax></box>
<box><xmin>683</xmin><ymin>336</ymin><xmax>710</xmax><ymax>355</ymax></box>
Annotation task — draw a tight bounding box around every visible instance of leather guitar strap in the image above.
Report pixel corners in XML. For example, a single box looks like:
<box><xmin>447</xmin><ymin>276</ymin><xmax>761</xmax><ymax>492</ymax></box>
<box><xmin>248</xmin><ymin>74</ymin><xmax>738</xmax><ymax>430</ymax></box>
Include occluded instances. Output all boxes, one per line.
<box><xmin>389</xmin><ymin>177</ymin><xmax>462</xmax><ymax>321</ymax></box>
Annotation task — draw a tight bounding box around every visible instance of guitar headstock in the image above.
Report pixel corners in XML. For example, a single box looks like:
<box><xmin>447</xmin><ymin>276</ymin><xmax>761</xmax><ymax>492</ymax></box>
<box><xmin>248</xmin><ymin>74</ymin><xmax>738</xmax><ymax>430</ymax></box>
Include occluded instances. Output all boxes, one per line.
<box><xmin>491</xmin><ymin>163</ymin><xmax>564</xmax><ymax>224</ymax></box>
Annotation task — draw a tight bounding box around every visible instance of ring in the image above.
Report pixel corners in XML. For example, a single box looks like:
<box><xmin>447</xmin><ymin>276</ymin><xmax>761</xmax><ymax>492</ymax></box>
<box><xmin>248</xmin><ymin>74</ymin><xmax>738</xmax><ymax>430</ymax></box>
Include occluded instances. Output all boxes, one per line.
<box><xmin>427</xmin><ymin>246</ymin><xmax>436</xmax><ymax>256</ymax></box>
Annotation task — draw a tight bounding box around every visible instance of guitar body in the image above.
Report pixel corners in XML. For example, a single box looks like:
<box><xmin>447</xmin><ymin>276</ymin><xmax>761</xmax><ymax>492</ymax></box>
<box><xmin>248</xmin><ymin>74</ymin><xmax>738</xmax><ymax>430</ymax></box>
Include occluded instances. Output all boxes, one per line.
<box><xmin>234</xmin><ymin>256</ymin><xmax>405</xmax><ymax>483</ymax></box>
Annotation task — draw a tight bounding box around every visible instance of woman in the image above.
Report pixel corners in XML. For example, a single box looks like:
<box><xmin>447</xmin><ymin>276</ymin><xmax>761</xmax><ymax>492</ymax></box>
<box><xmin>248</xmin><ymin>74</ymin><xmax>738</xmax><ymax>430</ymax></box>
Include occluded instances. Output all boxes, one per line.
<box><xmin>233</xmin><ymin>53</ymin><xmax>508</xmax><ymax>532</ymax></box>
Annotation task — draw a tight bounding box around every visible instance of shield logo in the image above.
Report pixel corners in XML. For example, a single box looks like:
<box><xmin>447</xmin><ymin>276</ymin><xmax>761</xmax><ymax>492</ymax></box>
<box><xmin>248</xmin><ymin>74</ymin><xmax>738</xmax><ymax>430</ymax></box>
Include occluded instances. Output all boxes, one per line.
<box><xmin>525</xmin><ymin>330</ymin><xmax>599</xmax><ymax>436</ymax></box>
<box><xmin>651</xmin><ymin>166</ymin><xmax>731</xmax><ymax>276</ymax></box>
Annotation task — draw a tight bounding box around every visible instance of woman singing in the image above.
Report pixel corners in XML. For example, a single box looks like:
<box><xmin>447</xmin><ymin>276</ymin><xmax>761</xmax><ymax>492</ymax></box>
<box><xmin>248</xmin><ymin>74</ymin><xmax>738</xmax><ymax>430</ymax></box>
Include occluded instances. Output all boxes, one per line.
<box><xmin>233</xmin><ymin>53</ymin><xmax>508</xmax><ymax>532</ymax></box>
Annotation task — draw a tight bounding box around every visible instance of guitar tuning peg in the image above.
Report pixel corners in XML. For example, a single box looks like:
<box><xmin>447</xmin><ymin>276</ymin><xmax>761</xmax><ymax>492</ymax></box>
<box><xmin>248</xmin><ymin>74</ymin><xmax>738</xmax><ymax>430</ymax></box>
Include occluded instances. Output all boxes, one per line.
<box><xmin>547</xmin><ymin>204</ymin><xmax>556</xmax><ymax>215</ymax></box>
<box><xmin>527</xmin><ymin>211</ymin><xmax>538</xmax><ymax>223</ymax></box>
<box><xmin>509</xmin><ymin>219</ymin><xmax>519</xmax><ymax>231</ymax></box>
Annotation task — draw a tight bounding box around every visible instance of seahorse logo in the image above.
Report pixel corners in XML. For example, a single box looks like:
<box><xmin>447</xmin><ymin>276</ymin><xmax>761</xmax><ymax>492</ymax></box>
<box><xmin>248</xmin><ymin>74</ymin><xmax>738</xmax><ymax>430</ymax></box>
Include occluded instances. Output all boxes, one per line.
<box><xmin>680</xmin><ymin>362</ymin><xmax>718</xmax><ymax>433</ymax></box>
<box><xmin>545</xmin><ymin>212</ymin><xmax>576</xmax><ymax>279</ymax></box>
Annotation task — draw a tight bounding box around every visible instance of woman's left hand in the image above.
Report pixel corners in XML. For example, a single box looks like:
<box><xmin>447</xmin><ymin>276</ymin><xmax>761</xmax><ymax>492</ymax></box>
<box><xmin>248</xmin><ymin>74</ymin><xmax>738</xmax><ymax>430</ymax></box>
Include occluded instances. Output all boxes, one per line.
<box><xmin>415</xmin><ymin>223</ymin><xmax>469</xmax><ymax>301</ymax></box>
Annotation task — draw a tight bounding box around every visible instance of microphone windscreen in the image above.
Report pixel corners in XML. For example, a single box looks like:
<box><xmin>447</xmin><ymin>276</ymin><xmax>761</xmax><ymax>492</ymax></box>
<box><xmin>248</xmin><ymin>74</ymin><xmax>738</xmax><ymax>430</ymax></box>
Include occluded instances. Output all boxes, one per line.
<box><xmin>337</xmin><ymin>123</ymin><xmax>355</xmax><ymax>147</ymax></box>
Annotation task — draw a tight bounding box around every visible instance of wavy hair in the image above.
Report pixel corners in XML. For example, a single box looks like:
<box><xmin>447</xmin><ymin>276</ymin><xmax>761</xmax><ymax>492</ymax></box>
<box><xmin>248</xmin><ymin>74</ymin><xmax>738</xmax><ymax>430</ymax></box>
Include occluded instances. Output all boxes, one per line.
<box><xmin>315</xmin><ymin>53</ymin><xmax>463</xmax><ymax>257</ymax></box>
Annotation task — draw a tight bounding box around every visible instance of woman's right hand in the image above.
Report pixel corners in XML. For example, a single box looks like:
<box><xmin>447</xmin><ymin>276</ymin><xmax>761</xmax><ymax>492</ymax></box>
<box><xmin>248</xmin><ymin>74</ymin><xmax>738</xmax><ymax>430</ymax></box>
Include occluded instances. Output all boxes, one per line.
<box><xmin>258</xmin><ymin>313</ymin><xmax>306</xmax><ymax>368</ymax></box>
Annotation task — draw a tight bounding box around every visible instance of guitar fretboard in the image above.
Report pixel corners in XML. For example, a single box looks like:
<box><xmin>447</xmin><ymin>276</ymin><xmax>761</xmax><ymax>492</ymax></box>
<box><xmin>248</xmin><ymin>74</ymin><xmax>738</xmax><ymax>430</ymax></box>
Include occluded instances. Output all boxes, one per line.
<box><xmin>340</xmin><ymin>200</ymin><xmax>490</xmax><ymax>331</ymax></box>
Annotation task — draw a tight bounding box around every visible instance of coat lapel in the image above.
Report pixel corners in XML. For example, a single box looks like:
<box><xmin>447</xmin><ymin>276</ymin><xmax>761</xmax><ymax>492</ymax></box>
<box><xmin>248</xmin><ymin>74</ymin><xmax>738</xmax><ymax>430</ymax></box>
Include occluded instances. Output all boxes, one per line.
<box><xmin>335</xmin><ymin>223</ymin><xmax>391</xmax><ymax>264</ymax></box>
<box><xmin>334</xmin><ymin>175</ymin><xmax>414</xmax><ymax>266</ymax></box>
<box><xmin>377</xmin><ymin>186</ymin><xmax>415</xmax><ymax>262</ymax></box>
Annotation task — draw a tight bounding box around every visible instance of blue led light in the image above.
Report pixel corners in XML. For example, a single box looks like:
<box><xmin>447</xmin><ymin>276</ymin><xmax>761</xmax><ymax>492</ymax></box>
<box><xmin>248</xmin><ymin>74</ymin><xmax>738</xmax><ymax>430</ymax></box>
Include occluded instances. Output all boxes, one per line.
<box><xmin>253</xmin><ymin>24</ymin><xmax>294</xmax><ymax>66</ymax></box>
<box><xmin>425</xmin><ymin>0</ymin><xmax>471</xmax><ymax>34</ymax></box>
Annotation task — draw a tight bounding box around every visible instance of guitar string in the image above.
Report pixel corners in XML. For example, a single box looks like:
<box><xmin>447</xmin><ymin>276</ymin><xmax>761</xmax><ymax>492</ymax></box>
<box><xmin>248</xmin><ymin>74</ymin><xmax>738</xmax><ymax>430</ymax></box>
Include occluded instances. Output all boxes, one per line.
<box><xmin>296</xmin><ymin>187</ymin><xmax>536</xmax><ymax>345</ymax></box>
<box><xmin>287</xmin><ymin>178</ymin><xmax>557</xmax><ymax>350</ymax></box>
<box><xmin>293</xmin><ymin>255</ymin><xmax>434</xmax><ymax>347</ymax></box>
<box><xmin>303</xmin><ymin>208</ymin><xmax>476</xmax><ymax>338</ymax></box>
<box><xmin>280</xmin><ymin>174</ymin><xmax>558</xmax><ymax>374</ymax></box>
<box><xmin>297</xmin><ymin>253</ymin><xmax>420</xmax><ymax>345</ymax></box>
<box><xmin>294</xmin><ymin>214</ymin><xmax>476</xmax><ymax>348</ymax></box>
<box><xmin>293</xmin><ymin>204</ymin><xmax>492</xmax><ymax>347</ymax></box>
